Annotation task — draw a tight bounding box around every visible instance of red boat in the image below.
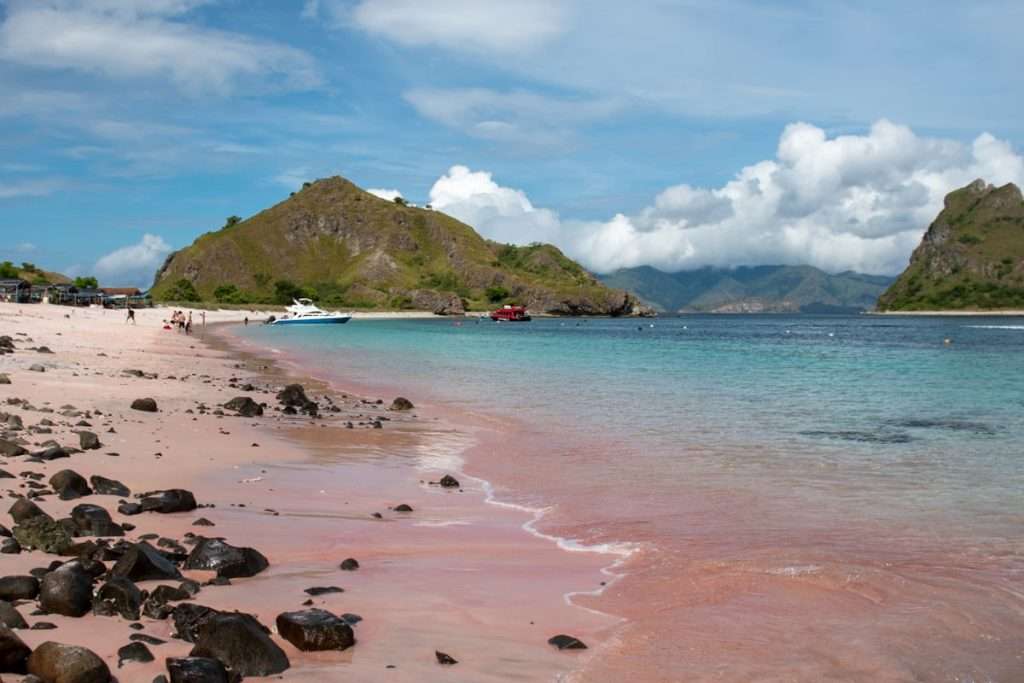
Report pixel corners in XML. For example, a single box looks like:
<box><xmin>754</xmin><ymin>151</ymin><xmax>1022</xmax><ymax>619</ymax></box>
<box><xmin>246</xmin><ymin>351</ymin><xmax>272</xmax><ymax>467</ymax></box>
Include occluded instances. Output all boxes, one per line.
<box><xmin>490</xmin><ymin>304</ymin><xmax>532</xmax><ymax>322</ymax></box>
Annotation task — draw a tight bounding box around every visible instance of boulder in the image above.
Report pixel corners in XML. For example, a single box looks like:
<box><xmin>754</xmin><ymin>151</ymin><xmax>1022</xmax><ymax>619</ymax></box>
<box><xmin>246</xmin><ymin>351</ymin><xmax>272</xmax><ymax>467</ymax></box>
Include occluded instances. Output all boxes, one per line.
<box><xmin>117</xmin><ymin>641</ymin><xmax>154</xmax><ymax>667</ymax></box>
<box><xmin>94</xmin><ymin>577</ymin><xmax>143</xmax><ymax>621</ymax></box>
<box><xmin>70</xmin><ymin>505</ymin><xmax>123</xmax><ymax>537</ymax></box>
<box><xmin>35</xmin><ymin>446</ymin><xmax>70</xmax><ymax>461</ymax></box>
<box><xmin>184</xmin><ymin>539</ymin><xmax>268</xmax><ymax>578</ymax></box>
<box><xmin>49</xmin><ymin>470</ymin><xmax>92</xmax><ymax>501</ymax></box>
<box><xmin>88</xmin><ymin>476</ymin><xmax>130</xmax><ymax>497</ymax></box>
<box><xmin>166</xmin><ymin>656</ymin><xmax>240</xmax><ymax>683</ymax></box>
<box><xmin>77</xmin><ymin>432</ymin><xmax>101</xmax><ymax>451</ymax></box>
<box><xmin>39</xmin><ymin>565</ymin><xmax>93</xmax><ymax>617</ymax></box>
<box><xmin>130</xmin><ymin>398</ymin><xmax>158</xmax><ymax>412</ymax></box>
<box><xmin>0</xmin><ymin>439</ymin><xmax>27</xmax><ymax>457</ymax></box>
<box><xmin>276</xmin><ymin>384</ymin><xmax>310</xmax><ymax>407</ymax></box>
<box><xmin>28</xmin><ymin>364</ymin><xmax>45</xmax><ymax>373</ymax></box>
<box><xmin>189</xmin><ymin>611</ymin><xmax>289</xmax><ymax>676</ymax></box>
<box><xmin>275</xmin><ymin>609</ymin><xmax>355</xmax><ymax>652</ymax></box>
<box><xmin>0</xmin><ymin>600</ymin><xmax>27</xmax><ymax>629</ymax></box>
<box><xmin>171</xmin><ymin>604</ymin><xmax>221</xmax><ymax>644</ymax></box>
<box><xmin>394</xmin><ymin>504</ymin><xmax>413</xmax><ymax>512</ymax></box>
<box><xmin>0</xmin><ymin>374</ymin><xmax>9</xmax><ymax>384</ymax></box>
<box><xmin>110</xmin><ymin>542</ymin><xmax>183</xmax><ymax>582</ymax></box>
<box><xmin>390</xmin><ymin>397</ymin><xmax>414</xmax><ymax>411</ymax></box>
<box><xmin>547</xmin><ymin>634</ymin><xmax>588</xmax><ymax>650</ymax></box>
<box><xmin>13</xmin><ymin>517</ymin><xmax>73</xmax><ymax>554</ymax></box>
<box><xmin>438</xmin><ymin>474</ymin><xmax>460</xmax><ymax>488</ymax></box>
<box><xmin>140</xmin><ymin>489</ymin><xmax>197</xmax><ymax>514</ymax></box>
<box><xmin>436</xmin><ymin>650</ymin><xmax>458</xmax><ymax>665</ymax></box>
<box><xmin>0</xmin><ymin>537</ymin><xmax>19</xmax><ymax>554</ymax></box>
<box><xmin>304</xmin><ymin>586</ymin><xmax>343</xmax><ymax>596</ymax></box>
<box><xmin>223</xmin><ymin>397</ymin><xmax>262</xmax><ymax>417</ymax></box>
<box><xmin>0</xmin><ymin>624</ymin><xmax>31</xmax><ymax>674</ymax></box>
<box><xmin>0</xmin><ymin>576</ymin><xmax>39</xmax><ymax>601</ymax></box>
<box><xmin>9</xmin><ymin>498</ymin><xmax>51</xmax><ymax>524</ymax></box>
<box><xmin>27</xmin><ymin>641</ymin><xmax>110</xmax><ymax>683</ymax></box>
<box><xmin>339</xmin><ymin>558</ymin><xmax>359</xmax><ymax>571</ymax></box>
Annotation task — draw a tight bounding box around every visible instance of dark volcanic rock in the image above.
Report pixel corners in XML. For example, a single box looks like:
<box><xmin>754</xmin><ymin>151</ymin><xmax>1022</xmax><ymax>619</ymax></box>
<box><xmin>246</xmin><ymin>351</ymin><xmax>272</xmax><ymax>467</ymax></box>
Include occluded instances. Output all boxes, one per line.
<box><xmin>35</xmin><ymin>446</ymin><xmax>70</xmax><ymax>461</ymax></box>
<box><xmin>39</xmin><ymin>564</ymin><xmax>93</xmax><ymax>617</ymax></box>
<box><xmin>89</xmin><ymin>475</ymin><xmax>130</xmax><ymax>497</ymax></box>
<box><xmin>190</xmin><ymin>611</ymin><xmax>289</xmax><ymax>676</ymax></box>
<box><xmin>117</xmin><ymin>641</ymin><xmax>154</xmax><ymax>667</ymax></box>
<box><xmin>0</xmin><ymin>576</ymin><xmax>39</xmax><ymax>601</ymax></box>
<box><xmin>0</xmin><ymin>537</ymin><xmax>19</xmax><ymax>554</ymax></box>
<box><xmin>140</xmin><ymin>489</ymin><xmax>197</xmax><ymax>514</ymax></box>
<box><xmin>339</xmin><ymin>558</ymin><xmax>359</xmax><ymax>571</ymax></box>
<box><xmin>276</xmin><ymin>384</ymin><xmax>317</xmax><ymax>415</ymax></box>
<box><xmin>166</xmin><ymin>656</ymin><xmax>240</xmax><ymax>683</ymax></box>
<box><xmin>130</xmin><ymin>398</ymin><xmax>158</xmax><ymax>412</ymax></box>
<box><xmin>304</xmin><ymin>586</ymin><xmax>343</xmax><ymax>596</ymax></box>
<box><xmin>438</xmin><ymin>474</ymin><xmax>460</xmax><ymax>488</ymax></box>
<box><xmin>110</xmin><ymin>542</ymin><xmax>183</xmax><ymax>582</ymax></box>
<box><xmin>184</xmin><ymin>538</ymin><xmax>268</xmax><ymax>578</ymax></box>
<box><xmin>27</xmin><ymin>641</ymin><xmax>111</xmax><ymax>683</ymax></box>
<box><xmin>9</xmin><ymin>497</ymin><xmax>52</xmax><ymax>524</ymax></box>
<box><xmin>394</xmin><ymin>503</ymin><xmax>413</xmax><ymax>512</ymax></box>
<box><xmin>436</xmin><ymin>650</ymin><xmax>458</xmax><ymax>665</ymax></box>
<box><xmin>171</xmin><ymin>604</ymin><xmax>220</xmax><ymax>644</ymax></box>
<box><xmin>12</xmin><ymin>517</ymin><xmax>73</xmax><ymax>554</ymax></box>
<box><xmin>0</xmin><ymin>600</ymin><xmax>28</xmax><ymax>629</ymax></box>
<box><xmin>49</xmin><ymin>470</ymin><xmax>93</xmax><ymax>500</ymax></box>
<box><xmin>0</xmin><ymin>624</ymin><xmax>31</xmax><ymax>673</ymax></box>
<box><xmin>77</xmin><ymin>431</ymin><xmax>101</xmax><ymax>451</ymax></box>
<box><xmin>95</xmin><ymin>577</ymin><xmax>144</xmax><ymax>621</ymax></box>
<box><xmin>389</xmin><ymin>396</ymin><xmax>414</xmax><ymax>411</ymax></box>
<box><xmin>0</xmin><ymin>439</ymin><xmax>27</xmax><ymax>457</ymax></box>
<box><xmin>547</xmin><ymin>634</ymin><xmax>588</xmax><ymax>650</ymax></box>
<box><xmin>275</xmin><ymin>609</ymin><xmax>355</xmax><ymax>652</ymax></box>
<box><xmin>71</xmin><ymin>504</ymin><xmax>123</xmax><ymax>537</ymax></box>
<box><xmin>223</xmin><ymin>397</ymin><xmax>262</xmax><ymax>417</ymax></box>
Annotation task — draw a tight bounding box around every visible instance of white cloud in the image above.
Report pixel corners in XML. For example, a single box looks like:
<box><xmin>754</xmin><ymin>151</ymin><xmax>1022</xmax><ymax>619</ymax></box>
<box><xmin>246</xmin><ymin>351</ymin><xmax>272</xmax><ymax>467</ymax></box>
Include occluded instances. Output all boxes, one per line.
<box><xmin>348</xmin><ymin>0</ymin><xmax>569</xmax><ymax>53</ymax></box>
<box><xmin>94</xmin><ymin>234</ymin><xmax>173</xmax><ymax>288</ymax></box>
<box><xmin>0</xmin><ymin>0</ymin><xmax>320</xmax><ymax>95</ymax></box>
<box><xmin>0</xmin><ymin>179</ymin><xmax>65</xmax><ymax>199</ymax></box>
<box><xmin>428</xmin><ymin>121</ymin><xmax>1024</xmax><ymax>275</ymax></box>
<box><xmin>273</xmin><ymin>167</ymin><xmax>312</xmax><ymax>190</ymax></box>
<box><xmin>367</xmin><ymin>188</ymin><xmax>403</xmax><ymax>202</ymax></box>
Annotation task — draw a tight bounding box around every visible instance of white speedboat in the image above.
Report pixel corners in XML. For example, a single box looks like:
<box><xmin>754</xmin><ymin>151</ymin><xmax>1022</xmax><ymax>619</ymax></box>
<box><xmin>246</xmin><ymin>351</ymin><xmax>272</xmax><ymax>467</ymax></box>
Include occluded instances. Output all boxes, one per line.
<box><xmin>271</xmin><ymin>299</ymin><xmax>352</xmax><ymax>325</ymax></box>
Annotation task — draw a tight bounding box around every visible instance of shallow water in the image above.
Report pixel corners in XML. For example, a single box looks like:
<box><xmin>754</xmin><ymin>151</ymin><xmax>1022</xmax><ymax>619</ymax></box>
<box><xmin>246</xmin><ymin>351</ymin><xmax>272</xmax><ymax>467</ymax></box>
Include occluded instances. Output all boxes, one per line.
<box><xmin>239</xmin><ymin>315</ymin><xmax>1024</xmax><ymax>681</ymax></box>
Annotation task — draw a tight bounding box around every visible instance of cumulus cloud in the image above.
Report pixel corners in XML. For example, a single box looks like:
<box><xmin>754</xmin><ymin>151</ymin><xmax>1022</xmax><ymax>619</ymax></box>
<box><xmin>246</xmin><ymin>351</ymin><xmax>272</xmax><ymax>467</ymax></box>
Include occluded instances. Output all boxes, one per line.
<box><xmin>0</xmin><ymin>0</ymin><xmax>320</xmax><ymax>94</ymax></box>
<box><xmin>367</xmin><ymin>188</ymin><xmax>404</xmax><ymax>202</ymax></box>
<box><xmin>94</xmin><ymin>234</ymin><xmax>173</xmax><ymax>288</ymax></box>
<box><xmin>429</xmin><ymin>121</ymin><xmax>1024</xmax><ymax>275</ymax></box>
<box><xmin>348</xmin><ymin>0</ymin><xmax>569</xmax><ymax>53</ymax></box>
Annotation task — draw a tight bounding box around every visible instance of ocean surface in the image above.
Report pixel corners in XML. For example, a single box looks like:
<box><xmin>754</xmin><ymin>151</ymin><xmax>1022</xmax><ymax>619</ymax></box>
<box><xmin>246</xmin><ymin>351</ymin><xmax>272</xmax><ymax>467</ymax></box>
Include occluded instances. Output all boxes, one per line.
<box><xmin>237</xmin><ymin>315</ymin><xmax>1024</xmax><ymax>682</ymax></box>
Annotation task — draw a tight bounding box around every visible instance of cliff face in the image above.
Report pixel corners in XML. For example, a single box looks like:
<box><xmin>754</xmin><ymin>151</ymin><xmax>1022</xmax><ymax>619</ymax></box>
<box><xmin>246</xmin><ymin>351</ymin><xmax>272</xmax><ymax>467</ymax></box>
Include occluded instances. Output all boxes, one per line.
<box><xmin>151</xmin><ymin>176</ymin><xmax>638</xmax><ymax>315</ymax></box>
<box><xmin>877</xmin><ymin>180</ymin><xmax>1024</xmax><ymax>310</ymax></box>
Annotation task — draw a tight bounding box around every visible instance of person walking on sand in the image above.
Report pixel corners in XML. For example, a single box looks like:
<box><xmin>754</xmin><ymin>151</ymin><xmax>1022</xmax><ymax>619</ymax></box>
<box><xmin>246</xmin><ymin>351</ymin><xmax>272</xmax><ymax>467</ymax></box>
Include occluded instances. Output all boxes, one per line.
<box><xmin>126</xmin><ymin>307</ymin><xmax>135</xmax><ymax>325</ymax></box>
<box><xmin>186</xmin><ymin>312</ymin><xmax>193</xmax><ymax>336</ymax></box>
<box><xmin>244</xmin><ymin>316</ymin><xmax>249</xmax><ymax>326</ymax></box>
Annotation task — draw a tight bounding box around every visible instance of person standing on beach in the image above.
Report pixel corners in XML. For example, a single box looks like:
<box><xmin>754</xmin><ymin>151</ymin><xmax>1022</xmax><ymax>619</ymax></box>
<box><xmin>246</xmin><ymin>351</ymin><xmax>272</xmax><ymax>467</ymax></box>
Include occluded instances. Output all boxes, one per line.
<box><xmin>126</xmin><ymin>307</ymin><xmax>135</xmax><ymax>325</ymax></box>
<box><xmin>244</xmin><ymin>316</ymin><xmax>249</xmax><ymax>326</ymax></box>
<box><xmin>186</xmin><ymin>312</ymin><xmax>193</xmax><ymax>336</ymax></box>
<box><xmin>201</xmin><ymin>311</ymin><xmax>206</xmax><ymax>328</ymax></box>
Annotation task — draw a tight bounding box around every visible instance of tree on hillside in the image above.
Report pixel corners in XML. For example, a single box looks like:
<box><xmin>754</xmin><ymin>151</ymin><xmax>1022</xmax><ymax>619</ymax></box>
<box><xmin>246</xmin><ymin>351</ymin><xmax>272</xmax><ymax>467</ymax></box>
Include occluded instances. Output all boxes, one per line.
<box><xmin>74</xmin><ymin>276</ymin><xmax>99</xmax><ymax>289</ymax></box>
<box><xmin>393</xmin><ymin>196</ymin><xmax>408</xmax><ymax>206</ymax></box>
<box><xmin>20</xmin><ymin>262</ymin><xmax>37</xmax><ymax>273</ymax></box>
<box><xmin>163</xmin><ymin>278</ymin><xmax>200</xmax><ymax>302</ymax></box>
<box><xmin>223</xmin><ymin>216</ymin><xmax>242</xmax><ymax>230</ymax></box>
<box><xmin>274</xmin><ymin>279</ymin><xmax>311</xmax><ymax>305</ymax></box>
<box><xmin>0</xmin><ymin>261</ymin><xmax>18</xmax><ymax>278</ymax></box>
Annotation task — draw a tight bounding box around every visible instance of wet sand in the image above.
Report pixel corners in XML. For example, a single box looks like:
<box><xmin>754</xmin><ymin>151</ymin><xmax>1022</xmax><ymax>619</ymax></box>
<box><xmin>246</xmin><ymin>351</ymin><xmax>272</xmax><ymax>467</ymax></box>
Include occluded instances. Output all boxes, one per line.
<box><xmin>0</xmin><ymin>303</ymin><xmax>620</xmax><ymax>681</ymax></box>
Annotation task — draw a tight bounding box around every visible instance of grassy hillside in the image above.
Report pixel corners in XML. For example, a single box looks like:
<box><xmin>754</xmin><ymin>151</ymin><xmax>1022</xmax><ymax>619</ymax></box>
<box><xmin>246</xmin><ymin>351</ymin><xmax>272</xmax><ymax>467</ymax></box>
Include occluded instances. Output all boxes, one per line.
<box><xmin>0</xmin><ymin>260</ymin><xmax>70</xmax><ymax>285</ymax></box>
<box><xmin>151</xmin><ymin>176</ymin><xmax>636</xmax><ymax>315</ymax></box>
<box><xmin>600</xmin><ymin>265</ymin><xmax>892</xmax><ymax>313</ymax></box>
<box><xmin>878</xmin><ymin>180</ymin><xmax>1024</xmax><ymax>310</ymax></box>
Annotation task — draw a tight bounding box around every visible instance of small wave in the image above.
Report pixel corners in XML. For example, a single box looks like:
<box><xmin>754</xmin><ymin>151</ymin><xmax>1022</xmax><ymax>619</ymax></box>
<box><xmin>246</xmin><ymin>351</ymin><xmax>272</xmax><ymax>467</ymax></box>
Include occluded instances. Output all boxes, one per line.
<box><xmin>800</xmin><ymin>429</ymin><xmax>913</xmax><ymax>444</ymax></box>
<box><xmin>767</xmin><ymin>564</ymin><xmax>823</xmax><ymax>577</ymax></box>
<box><xmin>412</xmin><ymin>520</ymin><xmax>471</xmax><ymax>528</ymax></box>
<box><xmin>964</xmin><ymin>325</ymin><xmax>1024</xmax><ymax>330</ymax></box>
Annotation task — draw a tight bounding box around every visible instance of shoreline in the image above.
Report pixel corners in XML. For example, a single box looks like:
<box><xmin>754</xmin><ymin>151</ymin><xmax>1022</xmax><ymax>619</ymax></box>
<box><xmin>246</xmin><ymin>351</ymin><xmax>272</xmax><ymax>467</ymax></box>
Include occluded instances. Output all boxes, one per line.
<box><xmin>0</xmin><ymin>302</ymin><xmax>625</xmax><ymax>681</ymax></box>
<box><xmin>869</xmin><ymin>309</ymin><xmax>1024</xmax><ymax>316</ymax></box>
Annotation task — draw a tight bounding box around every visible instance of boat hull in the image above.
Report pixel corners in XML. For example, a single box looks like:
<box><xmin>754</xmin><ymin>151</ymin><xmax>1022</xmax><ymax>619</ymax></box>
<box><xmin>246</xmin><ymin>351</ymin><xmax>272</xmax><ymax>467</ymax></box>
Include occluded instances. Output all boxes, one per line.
<box><xmin>272</xmin><ymin>316</ymin><xmax>352</xmax><ymax>325</ymax></box>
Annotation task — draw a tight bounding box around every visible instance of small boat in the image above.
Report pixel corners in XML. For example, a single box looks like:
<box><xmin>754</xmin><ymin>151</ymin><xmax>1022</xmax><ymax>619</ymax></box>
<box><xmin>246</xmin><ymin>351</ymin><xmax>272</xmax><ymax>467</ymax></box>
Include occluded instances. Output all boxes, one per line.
<box><xmin>490</xmin><ymin>304</ymin><xmax>531</xmax><ymax>322</ymax></box>
<box><xmin>271</xmin><ymin>299</ymin><xmax>352</xmax><ymax>325</ymax></box>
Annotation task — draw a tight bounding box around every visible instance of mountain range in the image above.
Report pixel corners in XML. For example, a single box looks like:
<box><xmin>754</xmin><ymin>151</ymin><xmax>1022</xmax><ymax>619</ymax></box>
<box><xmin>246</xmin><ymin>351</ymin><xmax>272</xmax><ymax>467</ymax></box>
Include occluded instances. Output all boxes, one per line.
<box><xmin>599</xmin><ymin>265</ymin><xmax>894</xmax><ymax>313</ymax></box>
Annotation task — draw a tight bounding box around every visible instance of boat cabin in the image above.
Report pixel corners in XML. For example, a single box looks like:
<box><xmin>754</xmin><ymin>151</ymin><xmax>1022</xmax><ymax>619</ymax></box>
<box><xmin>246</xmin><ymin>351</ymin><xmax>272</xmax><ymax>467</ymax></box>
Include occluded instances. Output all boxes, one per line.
<box><xmin>490</xmin><ymin>304</ymin><xmax>531</xmax><ymax>322</ymax></box>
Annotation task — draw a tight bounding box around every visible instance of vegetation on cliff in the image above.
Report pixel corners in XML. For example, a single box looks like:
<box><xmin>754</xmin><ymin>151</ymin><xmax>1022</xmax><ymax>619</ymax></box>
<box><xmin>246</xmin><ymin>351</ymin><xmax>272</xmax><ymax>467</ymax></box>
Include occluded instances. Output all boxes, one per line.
<box><xmin>878</xmin><ymin>180</ymin><xmax>1024</xmax><ymax>310</ymax></box>
<box><xmin>151</xmin><ymin>177</ymin><xmax>636</xmax><ymax>315</ymax></box>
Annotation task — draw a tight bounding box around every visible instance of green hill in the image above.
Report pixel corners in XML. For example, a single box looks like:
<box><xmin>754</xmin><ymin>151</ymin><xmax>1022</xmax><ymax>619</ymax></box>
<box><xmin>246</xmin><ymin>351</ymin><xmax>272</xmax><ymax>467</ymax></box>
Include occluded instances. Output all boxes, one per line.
<box><xmin>599</xmin><ymin>265</ymin><xmax>892</xmax><ymax>313</ymax></box>
<box><xmin>877</xmin><ymin>179</ymin><xmax>1024</xmax><ymax>310</ymax></box>
<box><xmin>151</xmin><ymin>176</ymin><xmax>638</xmax><ymax>315</ymax></box>
<box><xmin>0</xmin><ymin>260</ymin><xmax>70</xmax><ymax>285</ymax></box>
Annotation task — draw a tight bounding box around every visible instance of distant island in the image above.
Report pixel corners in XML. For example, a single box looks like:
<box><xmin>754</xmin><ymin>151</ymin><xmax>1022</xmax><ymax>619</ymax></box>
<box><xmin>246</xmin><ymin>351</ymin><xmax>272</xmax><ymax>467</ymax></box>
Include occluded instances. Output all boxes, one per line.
<box><xmin>599</xmin><ymin>265</ymin><xmax>893</xmax><ymax>314</ymax></box>
<box><xmin>877</xmin><ymin>179</ymin><xmax>1024</xmax><ymax>311</ymax></box>
<box><xmin>151</xmin><ymin>177</ymin><xmax>643</xmax><ymax>316</ymax></box>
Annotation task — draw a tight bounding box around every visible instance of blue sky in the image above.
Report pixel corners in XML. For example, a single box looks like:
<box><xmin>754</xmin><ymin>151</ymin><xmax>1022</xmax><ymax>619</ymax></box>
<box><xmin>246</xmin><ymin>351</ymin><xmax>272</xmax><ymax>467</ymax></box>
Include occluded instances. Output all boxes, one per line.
<box><xmin>1</xmin><ymin>0</ymin><xmax>1023</xmax><ymax>286</ymax></box>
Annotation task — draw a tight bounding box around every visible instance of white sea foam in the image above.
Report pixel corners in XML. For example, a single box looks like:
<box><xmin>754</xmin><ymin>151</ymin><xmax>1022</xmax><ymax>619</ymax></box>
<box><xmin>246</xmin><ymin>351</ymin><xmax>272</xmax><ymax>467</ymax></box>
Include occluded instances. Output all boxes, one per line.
<box><xmin>964</xmin><ymin>325</ymin><xmax>1024</xmax><ymax>330</ymax></box>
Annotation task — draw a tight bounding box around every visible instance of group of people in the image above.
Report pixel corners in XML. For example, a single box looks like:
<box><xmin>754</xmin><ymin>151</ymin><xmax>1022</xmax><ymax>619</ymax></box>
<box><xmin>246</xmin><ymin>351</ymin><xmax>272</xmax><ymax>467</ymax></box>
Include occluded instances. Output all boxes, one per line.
<box><xmin>167</xmin><ymin>309</ymin><xmax>194</xmax><ymax>335</ymax></box>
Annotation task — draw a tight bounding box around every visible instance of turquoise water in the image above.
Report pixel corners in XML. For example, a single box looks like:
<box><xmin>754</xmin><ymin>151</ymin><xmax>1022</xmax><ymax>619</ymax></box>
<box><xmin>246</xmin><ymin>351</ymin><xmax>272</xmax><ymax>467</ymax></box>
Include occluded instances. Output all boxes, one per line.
<box><xmin>237</xmin><ymin>315</ymin><xmax>1024</xmax><ymax>680</ymax></box>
